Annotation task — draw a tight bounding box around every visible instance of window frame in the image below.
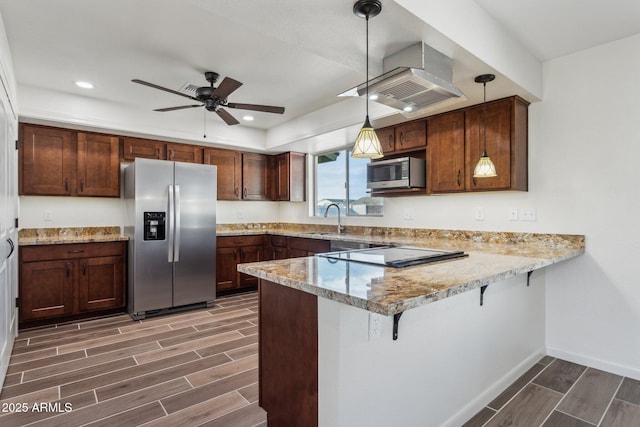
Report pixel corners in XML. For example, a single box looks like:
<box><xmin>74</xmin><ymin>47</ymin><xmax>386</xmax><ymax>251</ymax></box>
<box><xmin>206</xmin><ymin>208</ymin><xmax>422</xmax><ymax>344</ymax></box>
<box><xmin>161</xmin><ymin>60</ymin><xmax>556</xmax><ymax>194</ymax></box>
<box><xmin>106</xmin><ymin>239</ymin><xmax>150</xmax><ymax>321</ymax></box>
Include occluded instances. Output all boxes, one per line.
<box><xmin>312</xmin><ymin>147</ymin><xmax>383</xmax><ymax>218</ymax></box>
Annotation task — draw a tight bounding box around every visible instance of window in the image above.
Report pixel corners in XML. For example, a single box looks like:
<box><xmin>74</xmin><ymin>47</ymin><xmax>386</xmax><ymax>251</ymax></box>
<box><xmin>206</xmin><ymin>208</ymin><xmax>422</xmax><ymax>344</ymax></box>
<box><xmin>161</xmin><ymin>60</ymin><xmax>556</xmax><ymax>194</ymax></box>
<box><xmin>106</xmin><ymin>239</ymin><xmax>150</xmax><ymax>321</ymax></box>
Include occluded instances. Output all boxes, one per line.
<box><xmin>314</xmin><ymin>149</ymin><xmax>383</xmax><ymax>217</ymax></box>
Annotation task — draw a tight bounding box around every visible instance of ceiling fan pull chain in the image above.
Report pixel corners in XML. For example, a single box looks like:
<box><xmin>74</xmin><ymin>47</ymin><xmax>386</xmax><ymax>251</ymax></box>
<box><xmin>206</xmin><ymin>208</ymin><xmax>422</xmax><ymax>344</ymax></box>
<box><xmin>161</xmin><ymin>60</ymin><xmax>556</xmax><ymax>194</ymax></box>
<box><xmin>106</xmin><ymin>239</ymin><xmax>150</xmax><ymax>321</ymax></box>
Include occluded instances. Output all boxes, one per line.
<box><xmin>203</xmin><ymin>108</ymin><xmax>207</xmax><ymax>138</ymax></box>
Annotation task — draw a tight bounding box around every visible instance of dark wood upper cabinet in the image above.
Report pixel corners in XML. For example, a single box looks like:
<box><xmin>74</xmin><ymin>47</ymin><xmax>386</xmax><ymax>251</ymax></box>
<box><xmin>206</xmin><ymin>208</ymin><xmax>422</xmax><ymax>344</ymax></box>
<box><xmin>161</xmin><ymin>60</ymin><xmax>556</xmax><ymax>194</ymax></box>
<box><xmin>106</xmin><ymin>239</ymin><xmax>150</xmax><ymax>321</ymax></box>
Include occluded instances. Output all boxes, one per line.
<box><xmin>395</xmin><ymin>120</ymin><xmax>427</xmax><ymax>151</ymax></box>
<box><xmin>167</xmin><ymin>143</ymin><xmax>203</xmax><ymax>164</ymax></box>
<box><xmin>121</xmin><ymin>136</ymin><xmax>166</xmax><ymax>161</ymax></box>
<box><xmin>242</xmin><ymin>153</ymin><xmax>269</xmax><ymax>201</ymax></box>
<box><xmin>203</xmin><ymin>147</ymin><xmax>242</xmax><ymax>200</ymax></box>
<box><xmin>270</xmin><ymin>152</ymin><xmax>306</xmax><ymax>202</ymax></box>
<box><xmin>376</xmin><ymin>120</ymin><xmax>426</xmax><ymax>155</ymax></box>
<box><xmin>77</xmin><ymin>132</ymin><xmax>120</xmax><ymax>197</ymax></box>
<box><xmin>464</xmin><ymin>97</ymin><xmax>528</xmax><ymax>191</ymax></box>
<box><xmin>376</xmin><ymin>126</ymin><xmax>396</xmax><ymax>154</ymax></box>
<box><xmin>427</xmin><ymin>111</ymin><xmax>466</xmax><ymax>193</ymax></box>
<box><xmin>19</xmin><ymin>124</ymin><xmax>120</xmax><ymax>197</ymax></box>
<box><xmin>427</xmin><ymin>96</ymin><xmax>528</xmax><ymax>194</ymax></box>
<box><xmin>20</xmin><ymin>124</ymin><xmax>76</xmax><ymax>196</ymax></box>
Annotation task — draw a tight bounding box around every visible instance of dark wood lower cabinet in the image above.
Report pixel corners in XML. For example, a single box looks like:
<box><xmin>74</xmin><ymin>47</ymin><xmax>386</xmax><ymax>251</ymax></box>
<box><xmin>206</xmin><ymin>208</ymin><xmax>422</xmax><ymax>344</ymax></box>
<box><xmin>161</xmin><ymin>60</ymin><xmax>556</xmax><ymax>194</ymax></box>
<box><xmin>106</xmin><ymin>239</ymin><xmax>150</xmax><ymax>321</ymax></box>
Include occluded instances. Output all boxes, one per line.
<box><xmin>19</xmin><ymin>242</ymin><xmax>126</xmax><ymax>326</ymax></box>
<box><xmin>259</xmin><ymin>279</ymin><xmax>318</xmax><ymax>427</ymax></box>
<box><xmin>216</xmin><ymin>235</ymin><xmax>265</xmax><ymax>293</ymax></box>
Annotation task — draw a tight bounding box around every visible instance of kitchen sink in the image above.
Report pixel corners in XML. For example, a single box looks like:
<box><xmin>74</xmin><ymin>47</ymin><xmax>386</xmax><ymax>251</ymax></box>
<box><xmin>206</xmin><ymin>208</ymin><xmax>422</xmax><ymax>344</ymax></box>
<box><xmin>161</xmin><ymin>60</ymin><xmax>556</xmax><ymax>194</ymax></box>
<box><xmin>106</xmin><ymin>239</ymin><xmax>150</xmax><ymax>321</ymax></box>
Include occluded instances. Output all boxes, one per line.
<box><xmin>329</xmin><ymin>240</ymin><xmax>385</xmax><ymax>252</ymax></box>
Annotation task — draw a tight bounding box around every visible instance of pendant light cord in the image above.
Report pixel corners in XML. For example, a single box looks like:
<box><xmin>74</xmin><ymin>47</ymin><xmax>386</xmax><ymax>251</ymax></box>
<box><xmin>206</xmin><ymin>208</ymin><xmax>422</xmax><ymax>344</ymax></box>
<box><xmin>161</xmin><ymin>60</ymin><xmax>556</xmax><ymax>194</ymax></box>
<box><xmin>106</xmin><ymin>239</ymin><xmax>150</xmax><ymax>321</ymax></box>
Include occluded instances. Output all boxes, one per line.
<box><xmin>482</xmin><ymin>81</ymin><xmax>487</xmax><ymax>156</ymax></box>
<box><xmin>365</xmin><ymin>14</ymin><xmax>369</xmax><ymax>119</ymax></box>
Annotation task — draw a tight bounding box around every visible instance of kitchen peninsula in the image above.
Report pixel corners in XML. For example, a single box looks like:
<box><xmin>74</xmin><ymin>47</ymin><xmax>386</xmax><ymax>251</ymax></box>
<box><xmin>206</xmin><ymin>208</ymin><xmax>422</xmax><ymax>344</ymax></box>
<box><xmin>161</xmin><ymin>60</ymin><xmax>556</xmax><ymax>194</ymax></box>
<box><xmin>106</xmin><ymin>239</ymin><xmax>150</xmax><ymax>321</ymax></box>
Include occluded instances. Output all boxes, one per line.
<box><xmin>238</xmin><ymin>228</ymin><xmax>584</xmax><ymax>427</ymax></box>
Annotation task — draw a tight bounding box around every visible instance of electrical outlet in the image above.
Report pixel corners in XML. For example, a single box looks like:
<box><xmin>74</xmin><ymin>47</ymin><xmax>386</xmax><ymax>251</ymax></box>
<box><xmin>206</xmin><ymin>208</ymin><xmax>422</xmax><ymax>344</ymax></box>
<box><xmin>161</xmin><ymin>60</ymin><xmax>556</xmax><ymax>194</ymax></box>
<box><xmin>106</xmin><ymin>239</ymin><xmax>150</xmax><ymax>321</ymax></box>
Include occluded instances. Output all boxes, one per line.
<box><xmin>403</xmin><ymin>208</ymin><xmax>414</xmax><ymax>220</ymax></box>
<box><xmin>521</xmin><ymin>208</ymin><xmax>537</xmax><ymax>222</ymax></box>
<box><xmin>237</xmin><ymin>210</ymin><xmax>244</xmax><ymax>219</ymax></box>
<box><xmin>368</xmin><ymin>313</ymin><xmax>382</xmax><ymax>340</ymax></box>
<box><xmin>43</xmin><ymin>210</ymin><xmax>53</xmax><ymax>221</ymax></box>
<box><xmin>474</xmin><ymin>207</ymin><xmax>485</xmax><ymax>221</ymax></box>
<box><xmin>509</xmin><ymin>207</ymin><xmax>519</xmax><ymax>221</ymax></box>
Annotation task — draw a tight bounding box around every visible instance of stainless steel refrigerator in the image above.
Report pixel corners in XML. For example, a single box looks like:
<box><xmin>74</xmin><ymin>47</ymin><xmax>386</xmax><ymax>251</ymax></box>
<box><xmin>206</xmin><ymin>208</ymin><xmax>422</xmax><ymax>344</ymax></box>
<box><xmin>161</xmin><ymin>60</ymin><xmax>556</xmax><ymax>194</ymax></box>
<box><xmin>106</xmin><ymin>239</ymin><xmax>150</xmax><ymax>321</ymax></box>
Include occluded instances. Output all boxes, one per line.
<box><xmin>124</xmin><ymin>158</ymin><xmax>217</xmax><ymax>320</ymax></box>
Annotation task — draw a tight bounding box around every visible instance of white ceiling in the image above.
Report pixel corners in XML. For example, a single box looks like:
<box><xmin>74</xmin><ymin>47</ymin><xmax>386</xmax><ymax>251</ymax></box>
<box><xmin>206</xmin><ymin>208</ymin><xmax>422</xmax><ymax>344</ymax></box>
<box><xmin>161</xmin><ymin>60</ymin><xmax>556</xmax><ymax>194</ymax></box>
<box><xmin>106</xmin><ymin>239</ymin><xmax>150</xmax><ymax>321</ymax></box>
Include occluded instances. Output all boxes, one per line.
<box><xmin>0</xmin><ymin>0</ymin><xmax>639</xmax><ymax>133</ymax></box>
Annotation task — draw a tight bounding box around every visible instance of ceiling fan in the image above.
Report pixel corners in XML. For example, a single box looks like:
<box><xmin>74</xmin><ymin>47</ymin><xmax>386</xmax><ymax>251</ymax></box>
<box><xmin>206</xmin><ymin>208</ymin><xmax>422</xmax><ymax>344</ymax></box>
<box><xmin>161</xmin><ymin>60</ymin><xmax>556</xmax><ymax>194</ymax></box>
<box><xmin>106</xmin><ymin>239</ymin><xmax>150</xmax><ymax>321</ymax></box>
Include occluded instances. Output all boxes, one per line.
<box><xmin>132</xmin><ymin>71</ymin><xmax>285</xmax><ymax>125</ymax></box>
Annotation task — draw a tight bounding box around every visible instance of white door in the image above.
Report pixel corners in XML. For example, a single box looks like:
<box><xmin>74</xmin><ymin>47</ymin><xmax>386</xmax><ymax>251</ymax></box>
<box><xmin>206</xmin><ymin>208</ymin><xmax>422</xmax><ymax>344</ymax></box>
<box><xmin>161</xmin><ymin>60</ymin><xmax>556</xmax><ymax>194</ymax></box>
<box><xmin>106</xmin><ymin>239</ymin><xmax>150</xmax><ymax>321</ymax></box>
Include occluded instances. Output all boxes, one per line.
<box><xmin>0</xmin><ymin>78</ymin><xmax>19</xmax><ymax>387</ymax></box>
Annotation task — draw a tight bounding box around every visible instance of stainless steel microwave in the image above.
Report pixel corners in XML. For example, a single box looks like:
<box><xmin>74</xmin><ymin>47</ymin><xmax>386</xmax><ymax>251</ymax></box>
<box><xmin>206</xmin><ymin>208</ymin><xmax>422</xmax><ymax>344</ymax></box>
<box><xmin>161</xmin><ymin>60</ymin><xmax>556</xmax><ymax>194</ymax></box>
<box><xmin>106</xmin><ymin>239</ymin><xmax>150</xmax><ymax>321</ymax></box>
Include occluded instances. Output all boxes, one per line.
<box><xmin>366</xmin><ymin>157</ymin><xmax>426</xmax><ymax>190</ymax></box>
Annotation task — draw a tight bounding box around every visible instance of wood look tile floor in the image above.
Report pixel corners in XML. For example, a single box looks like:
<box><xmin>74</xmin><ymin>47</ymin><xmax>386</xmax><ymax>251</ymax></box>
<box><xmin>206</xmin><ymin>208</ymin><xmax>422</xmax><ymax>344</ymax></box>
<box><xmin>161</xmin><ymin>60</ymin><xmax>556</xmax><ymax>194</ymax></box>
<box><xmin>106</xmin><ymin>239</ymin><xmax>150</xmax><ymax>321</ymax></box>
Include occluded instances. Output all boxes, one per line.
<box><xmin>3</xmin><ymin>290</ymin><xmax>640</xmax><ymax>427</ymax></box>
<box><xmin>465</xmin><ymin>356</ymin><xmax>640</xmax><ymax>427</ymax></box>
<box><xmin>0</xmin><ymin>291</ymin><xmax>266</xmax><ymax>427</ymax></box>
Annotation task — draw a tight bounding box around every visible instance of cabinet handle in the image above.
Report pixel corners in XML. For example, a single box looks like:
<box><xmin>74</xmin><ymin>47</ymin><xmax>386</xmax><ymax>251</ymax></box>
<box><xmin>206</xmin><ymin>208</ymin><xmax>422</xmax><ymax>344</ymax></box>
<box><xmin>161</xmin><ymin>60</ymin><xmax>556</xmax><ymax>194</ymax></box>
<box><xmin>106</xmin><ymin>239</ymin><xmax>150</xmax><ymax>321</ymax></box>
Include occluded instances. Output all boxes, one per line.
<box><xmin>79</xmin><ymin>179</ymin><xmax>84</xmax><ymax>192</ymax></box>
<box><xmin>155</xmin><ymin>147</ymin><xmax>160</xmax><ymax>158</ymax></box>
<box><xmin>388</xmin><ymin>134</ymin><xmax>393</xmax><ymax>148</ymax></box>
<box><xmin>65</xmin><ymin>262</ymin><xmax>71</xmax><ymax>278</ymax></box>
<box><xmin>168</xmin><ymin>149</ymin><xmax>173</xmax><ymax>160</ymax></box>
<box><xmin>234</xmin><ymin>187</ymin><xmax>239</xmax><ymax>197</ymax></box>
<box><xmin>65</xmin><ymin>178</ymin><xmax>69</xmax><ymax>193</ymax></box>
<box><xmin>243</xmin><ymin>188</ymin><xmax>247</xmax><ymax>198</ymax></box>
<box><xmin>233</xmin><ymin>240</ymin><xmax>244</xmax><ymax>244</ymax></box>
<box><xmin>456</xmin><ymin>170</ymin><xmax>461</xmax><ymax>187</ymax></box>
<box><xmin>67</xmin><ymin>250</ymin><xmax>85</xmax><ymax>254</ymax></box>
<box><xmin>240</xmin><ymin>247</ymin><xmax>245</xmax><ymax>258</ymax></box>
<box><xmin>83</xmin><ymin>262</ymin><xmax>87</xmax><ymax>275</ymax></box>
<box><xmin>233</xmin><ymin>249</ymin><xmax>238</xmax><ymax>260</ymax></box>
<box><xmin>399</xmin><ymin>132</ymin><xmax>404</xmax><ymax>146</ymax></box>
<box><xmin>473</xmin><ymin>176</ymin><xmax>477</xmax><ymax>187</ymax></box>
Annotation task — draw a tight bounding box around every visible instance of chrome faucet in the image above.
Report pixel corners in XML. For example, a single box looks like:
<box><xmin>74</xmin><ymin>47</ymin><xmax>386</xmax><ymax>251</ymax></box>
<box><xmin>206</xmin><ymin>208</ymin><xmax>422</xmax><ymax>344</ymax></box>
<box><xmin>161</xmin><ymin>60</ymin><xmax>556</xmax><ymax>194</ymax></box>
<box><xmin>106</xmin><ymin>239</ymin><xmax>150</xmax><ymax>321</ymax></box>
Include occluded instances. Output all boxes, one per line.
<box><xmin>323</xmin><ymin>203</ymin><xmax>344</xmax><ymax>234</ymax></box>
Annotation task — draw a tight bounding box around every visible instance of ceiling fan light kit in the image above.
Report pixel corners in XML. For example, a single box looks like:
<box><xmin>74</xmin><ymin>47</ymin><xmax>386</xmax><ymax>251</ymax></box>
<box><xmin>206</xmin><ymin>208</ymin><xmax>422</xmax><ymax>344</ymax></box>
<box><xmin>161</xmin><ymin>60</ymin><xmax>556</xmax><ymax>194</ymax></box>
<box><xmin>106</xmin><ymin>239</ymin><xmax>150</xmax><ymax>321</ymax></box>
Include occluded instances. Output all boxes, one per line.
<box><xmin>351</xmin><ymin>0</ymin><xmax>384</xmax><ymax>159</ymax></box>
<box><xmin>132</xmin><ymin>71</ymin><xmax>285</xmax><ymax>126</ymax></box>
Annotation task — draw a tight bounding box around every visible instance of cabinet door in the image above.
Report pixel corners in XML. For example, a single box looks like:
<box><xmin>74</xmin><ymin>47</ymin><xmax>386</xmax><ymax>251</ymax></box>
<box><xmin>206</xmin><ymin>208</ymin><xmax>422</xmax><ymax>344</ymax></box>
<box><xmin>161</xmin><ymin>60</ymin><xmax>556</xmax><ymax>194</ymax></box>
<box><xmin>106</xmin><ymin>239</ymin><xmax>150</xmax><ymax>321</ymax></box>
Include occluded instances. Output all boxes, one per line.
<box><xmin>465</xmin><ymin>99</ymin><xmax>512</xmax><ymax>191</ymax></box>
<box><xmin>395</xmin><ymin>120</ymin><xmax>426</xmax><ymax>151</ymax></box>
<box><xmin>77</xmin><ymin>133</ymin><xmax>120</xmax><ymax>197</ymax></box>
<box><xmin>19</xmin><ymin>124</ymin><xmax>76</xmax><ymax>196</ymax></box>
<box><xmin>203</xmin><ymin>148</ymin><xmax>242</xmax><ymax>200</ymax></box>
<box><xmin>376</xmin><ymin>126</ymin><xmax>395</xmax><ymax>155</ymax></box>
<box><xmin>167</xmin><ymin>143</ymin><xmax>203</xmax><ymax>164</ymax></box>
<box><xmin>270</xmin><ymin>153</ymin><xmax>289</xmax><ymax>201</ymax></box>
<box><xmin>287</xmin><ymin>248</ymin><xmax>308</xmax><ymax>258</ymax></box>
<box><xmin>427</xmin><ymin>111</ymin><xmax>465</xmax><ymax>193</ymax></box>
<box><xmin>20</xmin><ymin>260</ymin><xmax>74</xmax><ymax>321</ymax></box>
<box><xmin>121</xmin><ymin>137</ymin><xmax>166</xmax><ymax>160</ymax></box>
<box><xmin>216</xmin><ymin>247</ymin><xmax>238</xmax><ymax>291</ymax></box>
<box><xmin>242</xmin><ymin>153</ymin><xmax>268</xmax><ymax>200</ymax></box>
<box><xmin>289</xmin><ymin>152</ymin><xmax>306</xmax><ymax>202</ymax></box>
<box><xmin>239</xmin><ymin>245</ymin><xmax>262</xmax><ymax>288</ymax></box>
<box><xmin>78</xmin><ymin>256</ymin><xmax>124</xmax><ymax>312</ymax></box>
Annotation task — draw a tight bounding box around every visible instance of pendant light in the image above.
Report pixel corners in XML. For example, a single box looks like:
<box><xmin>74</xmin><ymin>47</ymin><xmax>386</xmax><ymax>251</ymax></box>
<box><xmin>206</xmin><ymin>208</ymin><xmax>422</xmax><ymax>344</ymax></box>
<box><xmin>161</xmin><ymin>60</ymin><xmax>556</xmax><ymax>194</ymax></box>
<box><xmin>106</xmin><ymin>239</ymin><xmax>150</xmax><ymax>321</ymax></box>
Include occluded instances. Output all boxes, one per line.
<box><xmin>473</xmin><ymin>74</ymin><xmax>497</xmax><ymax>178</ymax></box>
<box><xmin>351</xmin><ymin>0</ymin><xmax>383</xmax><ymax>159</ymax></box>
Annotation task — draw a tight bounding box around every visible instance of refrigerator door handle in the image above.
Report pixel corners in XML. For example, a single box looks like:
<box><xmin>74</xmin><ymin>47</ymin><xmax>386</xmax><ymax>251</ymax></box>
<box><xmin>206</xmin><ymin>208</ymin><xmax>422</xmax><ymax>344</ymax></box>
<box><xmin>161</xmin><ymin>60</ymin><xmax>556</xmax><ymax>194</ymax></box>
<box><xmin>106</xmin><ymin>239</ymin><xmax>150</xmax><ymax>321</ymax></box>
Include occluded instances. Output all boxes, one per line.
<box><xmin>174</xmin><ymin>185</ymin><xmax>181</xmax><ymax>262</ymax></box>
<box><xmin>168</xmin><ymin>184</ymin><xmax>175</xmax><ymax>262</ymax></box>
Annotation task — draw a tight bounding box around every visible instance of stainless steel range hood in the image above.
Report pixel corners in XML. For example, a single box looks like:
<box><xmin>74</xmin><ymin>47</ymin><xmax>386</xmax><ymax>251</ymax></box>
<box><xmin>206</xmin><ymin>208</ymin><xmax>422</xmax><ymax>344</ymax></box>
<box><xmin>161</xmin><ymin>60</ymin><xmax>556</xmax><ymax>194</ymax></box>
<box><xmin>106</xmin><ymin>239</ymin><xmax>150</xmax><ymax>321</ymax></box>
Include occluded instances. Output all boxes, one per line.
<box><xmin>340</xmin><ymin>42</ymin><xmax>465</xmax><ymax>115</ymax></box>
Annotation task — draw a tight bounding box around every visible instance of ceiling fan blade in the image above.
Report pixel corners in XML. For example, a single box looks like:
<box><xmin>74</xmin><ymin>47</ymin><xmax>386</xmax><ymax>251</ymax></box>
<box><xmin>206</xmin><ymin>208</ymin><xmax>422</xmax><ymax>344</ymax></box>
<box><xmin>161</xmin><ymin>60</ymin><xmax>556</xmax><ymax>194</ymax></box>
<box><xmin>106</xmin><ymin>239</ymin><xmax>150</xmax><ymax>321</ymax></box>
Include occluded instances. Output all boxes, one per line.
<box><xmin>216</xmin><ymin>108</ymin><xmax>240</xmax><ymax>126</ymax></box>
<box><xmin>132</xmin><ymin>79</ymin><xmax>199</xmax><ymax>101</ymax></box>
<box><xmin>211</xmin><ymin>77</ymin><xmax>243</xmax><ymax>99</ymax></box>
<box><xmin>226</xmin><ymin>103</ymin><xmax>285</xmax><ymax>114</ymax></box>
<box><xmin>154</xmin><ymin>104</ymin><xmax>202</xmax><ymax>112</ymax></box>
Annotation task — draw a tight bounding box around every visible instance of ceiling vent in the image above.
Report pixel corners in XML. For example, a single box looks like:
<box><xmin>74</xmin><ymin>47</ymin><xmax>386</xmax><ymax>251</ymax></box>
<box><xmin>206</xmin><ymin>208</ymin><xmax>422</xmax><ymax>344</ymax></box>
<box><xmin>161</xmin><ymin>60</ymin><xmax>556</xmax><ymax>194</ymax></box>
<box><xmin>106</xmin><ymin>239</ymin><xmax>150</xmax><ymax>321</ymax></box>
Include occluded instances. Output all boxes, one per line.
<box><xmin>340</xmin><ymin>42</ymin><xmax>465</xmax><ymax>116</ymax></box>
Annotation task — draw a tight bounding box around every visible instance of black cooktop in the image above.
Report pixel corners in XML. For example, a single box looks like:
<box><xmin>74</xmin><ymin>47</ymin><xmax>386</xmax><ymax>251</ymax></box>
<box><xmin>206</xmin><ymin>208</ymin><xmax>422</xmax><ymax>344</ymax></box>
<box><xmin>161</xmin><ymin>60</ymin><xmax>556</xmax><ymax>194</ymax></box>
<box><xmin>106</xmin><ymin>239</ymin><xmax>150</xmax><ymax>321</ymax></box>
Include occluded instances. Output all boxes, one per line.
<box><xmin>318</xmin><ymin>246</ymin><xmax>468</xmax><ymax>268</ymax></box>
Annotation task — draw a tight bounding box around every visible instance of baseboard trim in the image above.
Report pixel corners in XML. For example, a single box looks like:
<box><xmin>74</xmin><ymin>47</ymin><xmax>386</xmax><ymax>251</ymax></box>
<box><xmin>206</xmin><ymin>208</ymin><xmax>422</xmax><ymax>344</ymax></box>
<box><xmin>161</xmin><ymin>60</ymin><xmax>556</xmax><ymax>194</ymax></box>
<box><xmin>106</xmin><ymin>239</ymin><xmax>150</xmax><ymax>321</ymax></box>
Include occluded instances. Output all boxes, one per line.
<box><xmin>546</xmin><ymin>346</ymin><xmax>640</xmax><ymax>381</ymax></box>
<box><xmin>442</xmin><ymin>346</ymin><xmax>547</xmax><ymax>427</ymax></box>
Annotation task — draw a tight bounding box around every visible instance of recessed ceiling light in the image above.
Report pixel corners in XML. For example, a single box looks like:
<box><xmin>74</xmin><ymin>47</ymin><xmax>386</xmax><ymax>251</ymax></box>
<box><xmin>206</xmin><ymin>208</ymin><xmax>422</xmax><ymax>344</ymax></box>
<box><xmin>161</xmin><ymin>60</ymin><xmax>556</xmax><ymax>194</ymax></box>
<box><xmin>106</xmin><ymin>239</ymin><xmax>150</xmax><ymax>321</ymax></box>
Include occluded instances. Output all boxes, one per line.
<box><xmin>369</xmin><ymin>94</ymin><xmax>379</xmax><ymax>100</ymax></box>
<box><xmin>242</xmin><ymin>115</ymin><xmax>254</xmax><ymax>121</ymax></box>
<box><xmin>403</xmin><ymin>105</ymin><xmax>413</xmax><ymax>112</ymax></box>
<box><xmin>75</xmin><ymin>81</ymin><xmax>94</xmax><ymax>89</ymax></box>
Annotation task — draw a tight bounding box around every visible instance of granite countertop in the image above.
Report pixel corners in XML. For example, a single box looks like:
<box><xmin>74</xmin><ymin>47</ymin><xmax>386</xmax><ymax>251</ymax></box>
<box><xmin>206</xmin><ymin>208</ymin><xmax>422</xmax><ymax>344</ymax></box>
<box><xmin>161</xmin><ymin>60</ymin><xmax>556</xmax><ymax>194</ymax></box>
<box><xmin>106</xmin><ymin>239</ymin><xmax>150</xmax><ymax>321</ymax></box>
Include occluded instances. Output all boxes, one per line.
<box><xmin>19</xmin><ymin>227</ymin><xmax>128</xmax><ymax>246</ymax></box>
<box><xmin>235</xmin><ymin>225</ymin><xmax>585</xmax><ymax>316</ymax></box>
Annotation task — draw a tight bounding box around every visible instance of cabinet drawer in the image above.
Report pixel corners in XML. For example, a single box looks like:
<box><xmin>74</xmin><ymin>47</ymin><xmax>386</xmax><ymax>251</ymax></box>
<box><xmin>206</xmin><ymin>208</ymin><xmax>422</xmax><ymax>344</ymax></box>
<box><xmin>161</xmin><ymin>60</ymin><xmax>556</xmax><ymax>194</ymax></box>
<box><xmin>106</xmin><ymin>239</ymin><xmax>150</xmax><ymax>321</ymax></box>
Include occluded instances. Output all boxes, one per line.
<box><xmin>218</xmin><ymin>235</ymin><xmax>265</xmax><ymax>248</ymax></box>
<box><xmin>21</xmin><ymin>241</ymin><xmax>126</xmax><ymax>262</ymax></box>
<box><xmin>270</xmin><ymin>235</ymin><xmax>287</xmax><ymax>248</ymax></box>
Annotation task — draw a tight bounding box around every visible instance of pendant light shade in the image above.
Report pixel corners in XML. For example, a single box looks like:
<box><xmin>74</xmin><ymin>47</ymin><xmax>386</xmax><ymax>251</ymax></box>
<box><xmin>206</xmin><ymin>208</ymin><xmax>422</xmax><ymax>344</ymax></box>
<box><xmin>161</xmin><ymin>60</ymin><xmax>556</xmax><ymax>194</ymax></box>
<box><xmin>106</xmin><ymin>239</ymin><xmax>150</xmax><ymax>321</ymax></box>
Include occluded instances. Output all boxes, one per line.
<box><xmin>351</xmin><ymin>0</ymin><xmax>383</xmax><ymax>159</ymax></box>
<box><xmin>352</xmin><ymin>116</ymin><xmax>383</xmax><ymax>159</ymax></box>
<box><xmin>473</xmin><ymin>74</ymin><xmax>497</xmax><ymax>178</ymax></box>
